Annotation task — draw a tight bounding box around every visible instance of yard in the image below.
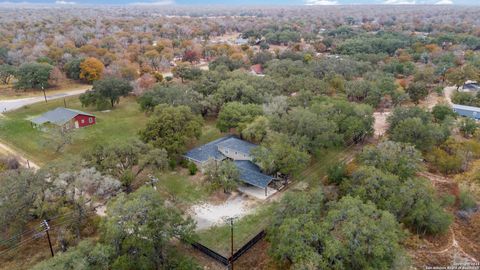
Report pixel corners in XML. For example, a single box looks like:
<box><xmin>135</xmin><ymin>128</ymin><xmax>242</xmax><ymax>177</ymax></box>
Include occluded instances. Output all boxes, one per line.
<box><xmin>0</xmin><ymin>95</ymin><xmax>148</xmax><ymax>165</ymax></box>
<box><xmin>195</xmin><ymin>147</ymin><xmax>348</xmax><ymax>257</ymax></box>
<box><xmin>156</xmin><ymin>170</ymin><xmax>211</xmax><ymax>205</ymax></box>
<box><xmin>0</xmin><ymin>92</ymin><xmax>353</xmax><ymax>264</ymax></box>
<box><xmin>0</xmin><ymin>96</ymin><xmax>225</xmax><ymax>166</ymax></box>
<box><xmin>197</xmin><ymin>203</ymin><xmax>274</xmax><ymax>257</ymax></box>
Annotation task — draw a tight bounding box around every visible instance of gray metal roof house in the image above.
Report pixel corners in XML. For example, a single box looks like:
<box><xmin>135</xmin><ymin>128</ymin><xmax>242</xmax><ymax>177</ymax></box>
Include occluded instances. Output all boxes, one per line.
<box><xmin>452</xmin><ymin>104</ymin><xmax>480</xmax><ymax>120</ymax></box>
<box><xmin>184</xmin><ymin>136</ymin><xmax>274</xmax><ymax>195</ymax></box>
<box><xmin>461</xmin><ymin>81</ymin><xmax>480</xmax><ymax>92</ymax></box>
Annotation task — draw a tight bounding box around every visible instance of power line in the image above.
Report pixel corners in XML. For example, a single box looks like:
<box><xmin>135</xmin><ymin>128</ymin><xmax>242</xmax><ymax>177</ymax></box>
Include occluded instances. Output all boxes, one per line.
<box><xmin>0</xmin><ymin>234</ymin><xmax>41</xmax><ymax>257</ymax></box>
<box><xmin>0</xmin><ymin>211</ymin><xmax>76</xmax><ymax>246</ymax></box>
<box><xmin>0</xmin><ymin>225</ymin><xmax>44</xmax><ymax>246</ymax></box>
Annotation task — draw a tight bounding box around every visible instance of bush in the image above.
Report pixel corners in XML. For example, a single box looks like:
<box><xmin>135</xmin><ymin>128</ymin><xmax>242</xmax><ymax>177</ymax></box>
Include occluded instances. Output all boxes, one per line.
<box><xmin>459</xmin><ymin>118</ymin><xmax>478</xmax><ymax>137</ymax></box>
<box><xmin>432</xmin><ymin>104</ymin><xmax>455</xmax><ymax>122</ymax></box>
<box><xmin>327</xmin><ymin>162</ymin><xmax>347</xmax><ymax>184</ymax></box>
<box><xmin>188</xmin><ymin>162</ymin><xmax>198</xmax><ymax>175</ymax></box>
<box><xmin>178</xmin><ymin>158</ymin><xmax>188</xmax><ymax>168</ymax></box>
<box><xmin>427</xmin><ymin>147</ymin><xmax>463</xmax><ymax>175</ymax></box>
<box><xmin>169</xmin><ymin>159</ymin><xmax>177</xmax><ymax>170</ymax></box>
<box><xmin>441</xmin><ymin>194</ymin><xmax>456</xmax><ymax>208</ymax></box>
<box><xmin>459</xmin><ymin>190</ymin><xmax>477</xmax><ymax>211</ymax></box>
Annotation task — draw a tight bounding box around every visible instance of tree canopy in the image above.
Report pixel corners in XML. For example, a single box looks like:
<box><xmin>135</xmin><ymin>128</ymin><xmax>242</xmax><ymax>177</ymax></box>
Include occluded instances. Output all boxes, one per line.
<box><xmin>139</xmin><ymin>105</ymin><xmax>203</xmax><ymax>155</ymax></box>
<box><xmin>80</xmin><ymin>77</ymin><xmax>132</xmax><ymax>109</ymax></box>
<box><xmin>269</xmin><ymin>192</ymin><xmax>406</xmax><ymax>269</ymax></box>
<box><xmin>15</xmin><ymin>62</ymin><xmax>53</xmax><ymax>90</ymax></box>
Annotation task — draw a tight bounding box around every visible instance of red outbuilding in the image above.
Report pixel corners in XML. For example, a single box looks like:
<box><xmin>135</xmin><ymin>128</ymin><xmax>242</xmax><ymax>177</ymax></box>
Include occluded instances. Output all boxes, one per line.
<box><xmin>31</xmin><ymin>107</ymin><xmax>96</xmax><ymax>131</ymax></box>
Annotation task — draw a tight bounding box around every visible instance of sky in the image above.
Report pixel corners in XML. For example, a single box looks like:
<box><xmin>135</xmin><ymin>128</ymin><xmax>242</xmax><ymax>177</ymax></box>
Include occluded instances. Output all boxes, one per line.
<box><xmin>0</xmin><ymin>0</ymin><xmax>478</xmax><ymax>6</ymax></box>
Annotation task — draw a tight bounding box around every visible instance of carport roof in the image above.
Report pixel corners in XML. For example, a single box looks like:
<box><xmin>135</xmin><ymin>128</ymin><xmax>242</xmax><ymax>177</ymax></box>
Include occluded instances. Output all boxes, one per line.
<box><xmin>234</xmin><ymin>160</ymin><xmax>274</xmax><ymax>189</ymax></box>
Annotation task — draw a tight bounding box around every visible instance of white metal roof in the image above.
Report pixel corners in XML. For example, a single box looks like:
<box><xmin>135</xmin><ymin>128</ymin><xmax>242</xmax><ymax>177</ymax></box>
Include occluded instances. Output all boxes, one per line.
<box><xmin>452</xmin><ymin>104</ymin><xmax>480</xmax><ymax>113</ymax></box>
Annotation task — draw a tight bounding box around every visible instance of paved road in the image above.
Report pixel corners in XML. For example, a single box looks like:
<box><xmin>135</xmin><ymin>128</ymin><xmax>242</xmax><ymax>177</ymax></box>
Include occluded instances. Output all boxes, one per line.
<box><xmin>0</xmin><ymin>86</ymin><xmax>90</xmax><ymax>113</ymax></box>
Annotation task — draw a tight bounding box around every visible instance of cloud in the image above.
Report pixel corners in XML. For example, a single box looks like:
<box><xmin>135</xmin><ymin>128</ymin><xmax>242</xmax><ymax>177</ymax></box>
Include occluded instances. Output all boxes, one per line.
<box><xmin>129</xmin><ymin>0</ymin><xmax>173</xmax><ymax>5</ymax></box>
<box><xmin>435</xmin><ymin>0</ymin><xmax>453</xmax><ymax>4</ymax></box>
<box><xmin>0</xmin><ymin>1</ymin><xmax>37</xmax><ymax>5</ymax></box>
<box><xmin>383</xmin><ymin>0</ymin><xmax>416</xmax><ymax>4</ymax></box>
<box><xmin>55</xmin><ymin>0</ymin><xmax>76</xmax><ymax>4</ymax></box>
<box><xmin>305</xmin><ymin>0</ymin><xmax>339</xmax><ymax>5</ymax></box>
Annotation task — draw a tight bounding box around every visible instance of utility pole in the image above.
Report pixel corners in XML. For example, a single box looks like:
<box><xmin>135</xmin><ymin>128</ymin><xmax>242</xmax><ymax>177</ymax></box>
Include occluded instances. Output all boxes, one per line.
<box><xmin>42</xmin><ymin>85</ymin><xmax>47</xmax><ymax>103</ymax></box>
<box><xmin>230</xmin><ymin>218</ymin><xmax>234</xmax><ymax>270</ymax></box>
<box><xmin>42</xmin><ymin>220</ymin><xmax>54</xmax><ymax>257</ymax></box>
<box><xmin>224</xmin><ymin>217</ymin><xmax>235</xmax><ymax>270</ymax></box>
<box><xmin>147</xmin><ymin>174</ymin><xmax>159</xmax><ymax>191</ymax></box>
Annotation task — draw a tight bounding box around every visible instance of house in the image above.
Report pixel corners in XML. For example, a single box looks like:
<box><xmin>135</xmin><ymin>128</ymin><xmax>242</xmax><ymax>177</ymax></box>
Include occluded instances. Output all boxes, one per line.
<box><xmin>184</xmin><ymin>136</ymin><xmax>275</xmax><ymax>197</ymax></box>
<box><xmin>461</xmin><ymin>81</ymin><xmax>480</xmax><ymax>92</ymax></box>
<box><xmin>31</xmin><ymin>107</ymin><xmax>96</xmax><ymax>130</ymax></box>
<box><xmin>235</xmin><ymin>38</ymin><xmax>249</xmax><ymax>46</ymax></box>
<box><xmin>452</xmin><ymin>104</ymin><xmax>480</xmax><ymax>120</ymax></box>
<box><xmin>250</xmin><ymin>64</ymin><xmax>264</xmax><ymax>76</ymax></box>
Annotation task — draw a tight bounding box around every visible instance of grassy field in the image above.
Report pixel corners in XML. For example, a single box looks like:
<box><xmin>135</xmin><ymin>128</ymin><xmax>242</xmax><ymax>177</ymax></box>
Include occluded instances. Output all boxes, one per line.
<box><xmin>156</xmin><ymin>170</ymin><xmax>211</xmax><ymax>205</ymax></box>
<box><xmin>0</xmin><ymin>96</ymin><xmax>148</xmax><ymax>165</ymax></box>
<box><xmin>0</xmin><ymin>95</ymin><xmax>225</xmax><ymax>166</ymax></box>
<box><xmin>197</xmin><ymin>204</ymin><xmax>275</xmax><ymax>257</ymax></box>
<box><xmin>196</xmin><ymin>147</ymin><xmax>348</xmax><ymax>257</ymax></box>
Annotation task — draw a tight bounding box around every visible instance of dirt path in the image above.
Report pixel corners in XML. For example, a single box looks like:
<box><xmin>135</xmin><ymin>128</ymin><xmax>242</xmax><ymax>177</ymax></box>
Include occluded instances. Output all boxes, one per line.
<box><xmin>418</xmin><ymin>172</ymin><xmax>452</xmax><ymax>184</ymax></box>
<box><xmin>416</xmin><ymin>172</ymin><xmax>479</xmax><ymax>265</ymax></box>
<box><xmin>0</xmin><ymin>140</ymin><xmax>39</xmax><ymax>169</ymax></box>
<box><xmin>416</xmin><ymin>227</ymin><xmax>479</xmax><ymax>264</ymax></box>
<box><xmin>373</xmin><ymin>111</ymin><xmax>390</xmax><ymax>138</ymax></box>
<box><xmin>444</xmin><ymin>86</ymin><xmax>456</xmax><ymax>106</ymax></box>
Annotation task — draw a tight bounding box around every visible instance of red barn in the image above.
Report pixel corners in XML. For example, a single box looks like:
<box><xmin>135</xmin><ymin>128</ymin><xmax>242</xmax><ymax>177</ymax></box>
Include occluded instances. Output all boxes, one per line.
<box><xmin>250</xmin><ymin>64</ymin><xmax>264</xmax><ymax>76</ymax></box>
<box><xmin>31</xmin><ymin>107</ymin><xmax>96</xmax><ymax>131</ymax></box>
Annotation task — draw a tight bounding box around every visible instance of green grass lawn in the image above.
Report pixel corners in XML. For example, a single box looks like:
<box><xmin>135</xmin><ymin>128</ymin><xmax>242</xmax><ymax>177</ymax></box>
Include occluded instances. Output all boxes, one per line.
<box><xmin>0</xmin><ymin>95</ymin><xmax>225</xmax><ymax>166</ymax></box>
<box><xmin>0</xmin><ymin>96</ymin><xmax>148</xmax><ymax>165</ymax></box>
<box><xmin>197</xmin><ymin>204</ymin><xmax>275</xmax><ymax>257</ymax></box>
<box><xmin>156</xmin><ymin>171</ymin><xmax>211</xmax><ymax>204</ymax></box>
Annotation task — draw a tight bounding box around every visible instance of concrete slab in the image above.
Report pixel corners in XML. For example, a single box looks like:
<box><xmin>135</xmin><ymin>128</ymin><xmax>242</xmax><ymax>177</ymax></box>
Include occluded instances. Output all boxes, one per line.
<box><xmin>190</xmin><ymin>195</ymin><xmax>253</xmax><ymax>231</ymax></box>
<box><xmin>238</xmin><ymin>185</ymin><xmax>278</xmax><ymax>200</ymax></box>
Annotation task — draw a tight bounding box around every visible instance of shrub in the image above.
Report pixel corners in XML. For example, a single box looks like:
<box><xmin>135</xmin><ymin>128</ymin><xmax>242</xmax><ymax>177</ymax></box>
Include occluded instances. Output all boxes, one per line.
<box><xmin>178</xmin><ymin>158</ymin><xmax>188</xmax><ymax>168</ymax></box>
<box><xmin>327</xmin><ymin>162</ymin><xmax>347</xmax><ymax>184</ymax></box>
<box><xmin>441</xmin><ymin>194</ymin><xmax>456</xmax><ymax>208</ymax></box>
<box><xmin>459</xmin><ymin>190</ymin><xmax>477</xmax><ymax>211</ymax></box>
<box><xmin>188</xmin><ymin>162</ymin><xmax>198</xmax><ymax>175</ymax></box>
<box><xmin>169</xmin><ymin>159</ymin><xmax>177</xmax><ymax>170</ymax></box>
<box><xmin>459</xmin><ymin>118</ymin><xmax>478</xmax><ymax>137</ymax></box>
<box><xmin>434</xmin><ymin>86</ymin><xmax>444</xmax><ymax>96</ymax></box>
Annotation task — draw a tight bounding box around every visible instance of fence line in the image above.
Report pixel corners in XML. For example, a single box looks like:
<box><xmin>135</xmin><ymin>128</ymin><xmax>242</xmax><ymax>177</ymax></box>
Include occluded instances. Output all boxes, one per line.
<box><xmin>192</xmin><ymin>139</ymin><xmax>368</xmax><ymax>266</ymax></box>
<box><xmin>191</xmin><ymin>229</ymin><xmax>267</xmax><ymax>267</ymax></box>
<box><xmin>230</xmin><ymin>230</ymin><xmax>266</xmax><ymax>263</ymax></box>
<box><xmin>191</xmin><ymin>242</ymin><xmax>229</xmax><ymax>265</ymax></box>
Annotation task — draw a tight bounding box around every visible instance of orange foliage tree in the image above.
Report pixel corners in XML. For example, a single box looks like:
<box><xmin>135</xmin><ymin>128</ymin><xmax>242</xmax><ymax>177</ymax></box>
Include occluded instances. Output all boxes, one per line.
<box><xmin>80</xmin><ymin>57</ymin><xmax>105</xmax><ymax>83</ymax></box>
